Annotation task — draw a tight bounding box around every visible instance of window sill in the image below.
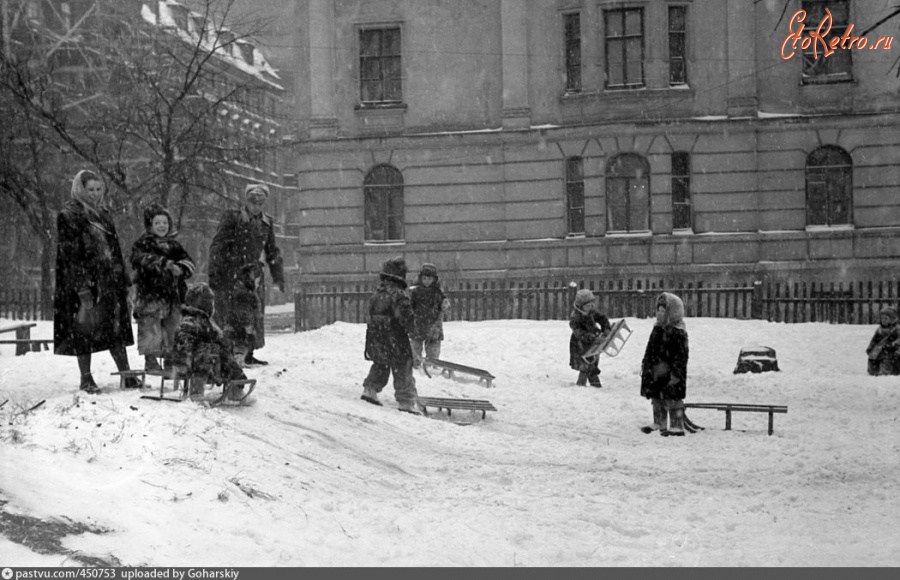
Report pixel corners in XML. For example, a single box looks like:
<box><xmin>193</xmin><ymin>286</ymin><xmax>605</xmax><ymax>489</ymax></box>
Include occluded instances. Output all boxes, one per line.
<box><xmin>355</xmin><ymin>102</ymin><xmax>408</xmax><ymax>111</ymax></box>
<box><xmin>805</xmin><ymin>224</ymin><xmax>854</xmax><ymax>232</ymax></box>
<box><xmin>363</xmin><ymin>240</ymin><xmax>407</xmax><ymax>246</ymax></box>
<box><xmin>672</xmin><ymin>228</ymin><xmax>694</xmax><ymax>236</ymax></box>
<box><xmin>605</xmin><ymin>230</ymin><xmax>652</xmax><ymax>238</ymax></box>
<box><xmin>800</xmin><ymin>75</ymin><xmax>855</xmax><ymax>86</ymax></box>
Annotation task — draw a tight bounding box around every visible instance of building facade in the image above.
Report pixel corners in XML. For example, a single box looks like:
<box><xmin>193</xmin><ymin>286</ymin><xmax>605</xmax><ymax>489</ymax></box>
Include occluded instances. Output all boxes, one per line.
<box><xmin>288</xmin><ymin>0</ymin><xmax>900</xmax><ymax>286</ymax></box>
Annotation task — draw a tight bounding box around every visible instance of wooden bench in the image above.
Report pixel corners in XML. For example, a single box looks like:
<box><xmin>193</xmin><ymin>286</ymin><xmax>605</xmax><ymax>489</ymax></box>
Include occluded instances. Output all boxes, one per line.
<box><xmin>422</xmin><ymin>358</ymin><xmax>496</xmax><ymax>388</ymax></box>
<box><xmin>0</xmin><ymin>323</ymin><xmax>52</xmax><ymax>356</ymax></box>
<box><xmin>684</xmin><ymin>403</ymin><xmax>788</xmax><ymax>436</ymax></box>
<box><xmin>417</xmin><ymin>396</ymin><xmax>497</xmax><ymax>420</ymax></box>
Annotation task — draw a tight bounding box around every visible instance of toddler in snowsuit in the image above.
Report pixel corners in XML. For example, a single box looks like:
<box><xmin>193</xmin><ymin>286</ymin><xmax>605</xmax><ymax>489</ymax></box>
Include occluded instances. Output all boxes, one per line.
<box><xmin>173</xmin><ymin>283</ymin><xmax>246</xmax><ymax>399</ymax></box>
<box><xmin>866</xmin><ymin>306</ymin><xmax>900</xmax><ymax>376</ymax></box>
<box><xmin>409</xmin><ymin>263</ymin><xmax>451</xmax><ymax>368</ymax></box>
<box><xmin>640</xmin><ymin>292</ymin><xmax>689</xmax><ymax>437</ymax></box>
<box><xmin>130</xmin><ymin>203</ymin><xmax>195</xmax><ymax>371</ymax></box>
<box><xmin>360</xmin><ymin>257</ymin><xmax>421</xmax><ymax>414</ymax></box>
<box><xmin>569</xmin><ymin>289</ymin><xmax>612</xmax><ymax>388</ymax></box>
<box><xmin>224</xmin><ymin>262</ymin><xmax>262</xmax><ymax>366</ymax></box>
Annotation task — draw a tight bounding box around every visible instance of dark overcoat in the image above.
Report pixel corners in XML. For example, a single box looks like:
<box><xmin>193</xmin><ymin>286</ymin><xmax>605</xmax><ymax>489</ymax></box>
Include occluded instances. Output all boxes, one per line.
<box><xmin>409</xmin><ymin>283</ymin><xmax>447</xmax><ymax>341</ymax></box>
<box><xmin>569</xmin><ymin>309</ymin><xmax>612</xmax><ymax>370</ymax></box>
<box><xmin>640</xmin><ymin>325</ymin><xmax>689</xmax><ymax>400</ymax></box>
<box><xmin>53</xmin><ymin>202</ymin><xmax>134</xmax><ymax>355</ymax></box>
<box><xmin>207</xmin><ymin>208</ymin><xmax>284</xmax><ymax>349</ymax></box>
<box><xmin>130</xmin><ymin>232</ymin><xmax>195</xmax><ymax>316</ymax></box>
<box><xmin>364</xmin><ymin>278</ymin><xmax>415</xmax><ymax>365</ymax></box>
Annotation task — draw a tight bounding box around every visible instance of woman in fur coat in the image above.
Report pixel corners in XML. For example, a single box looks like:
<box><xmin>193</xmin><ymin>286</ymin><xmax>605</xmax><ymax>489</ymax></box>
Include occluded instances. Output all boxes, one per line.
<box><xmin>640</xmin><ymin>292</ymin><xmax>690</xmax><ymax>437</ymax></box>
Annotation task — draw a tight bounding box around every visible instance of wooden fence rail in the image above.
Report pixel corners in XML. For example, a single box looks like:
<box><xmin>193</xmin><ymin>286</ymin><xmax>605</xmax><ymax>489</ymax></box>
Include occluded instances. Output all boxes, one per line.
<box><xmin>0</xmin><ymin>288</ymin><xmax>51</xmax><ymax>321</ymax></box>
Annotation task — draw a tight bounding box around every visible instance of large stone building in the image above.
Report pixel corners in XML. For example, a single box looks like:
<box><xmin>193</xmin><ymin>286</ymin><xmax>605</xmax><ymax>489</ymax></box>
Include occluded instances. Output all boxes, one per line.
<box><xmin>286</xmin><ymin>0</ymin><xmax>900</xmax><ymax>287</ymax></box>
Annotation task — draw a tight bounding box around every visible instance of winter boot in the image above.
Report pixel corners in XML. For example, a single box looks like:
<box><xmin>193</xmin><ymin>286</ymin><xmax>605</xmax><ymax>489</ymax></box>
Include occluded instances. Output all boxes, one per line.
<box><xmin>144</xmin><ymin>355</ymin><xmax>162</xmax><ymax>372</ymax></box>
<box><xmin>79</xmin><ymin>373</ymin><xmax>100</xmax><ymax>394</ymax></box>
<box><xmin>188</xmin><ymin>375</ymin><xmax>207</xmax><ymax>400</ymax></box>
<box><xmin>588</xmin><ymin>369</ymin><xmax>602</xmax><ymax>388</ymax></box>
<box><xmin>662</xmin><ymin>403</ymin><xmax>685</xmax><ymax>437</ymax></box>
<box><xmin>575</xmin><ymin>371</ymin><xmax>587</xmax><ymax>386</ymax></box>
<box><xmin>397</xmin><ymin>399</ymin><xmax>423</xmax><ymax>415</ymax></box>
<box><xmin>244</xmin><ymin>351</ymin><xmax>268</xmax><ymax>366</ymax></box>
<box><xmin>361</xmin><ymin>385</ymin><xmax>382</xmax><ymax>406</ymax></box>
<box><xmin>641</xmin><ymin>399</ymin><xmax>666</xmax><ymax>434</ymax></box>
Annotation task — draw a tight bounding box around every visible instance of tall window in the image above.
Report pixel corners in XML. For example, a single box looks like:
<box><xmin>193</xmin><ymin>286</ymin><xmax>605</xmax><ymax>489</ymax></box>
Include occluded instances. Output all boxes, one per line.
<box><xmin>564</xmin><ymin>12</ymin><xmax>582</xmax><ymax>93</ymax></box>
<box><xmin>566</xmin><ymin>157</ymin><xmax>585</xmax><ymax>235</ymax></box>
<box><xmin>359</xmin><ymin>27</ymin><xmax>402</xmax><ymax>103</ymax></box>
<box><xmin>668</xmin><ymin>5</ymin><xmax>687</xmax><ymax>85</ymax></box>
<box><xmin>806</xmin><ymin>146</ymin><xmax>852</xmax><ymax>226</ymax></box>
<box><xmin>604</xmin><ymin>8</ymin><xmax>644</xmax><ymax>89</ymax></box>
<box><xmin>364</xmin><ymin>165</ymin><xmax>404</xmax><ymax>241</ymax></box>
<box><xmin>606</xmin><ymin>153</ymin><xmax>650</xmax><ymax>232</ymax></box>
<box><xmin>671</xmin><ymin>152</ymin><xmax>692</xmax><ymax>230</ymax></box>
<box><xmin>801</xmin><ymin>0</ymin><xmax>852</xmax><ymax>81</ymax></box>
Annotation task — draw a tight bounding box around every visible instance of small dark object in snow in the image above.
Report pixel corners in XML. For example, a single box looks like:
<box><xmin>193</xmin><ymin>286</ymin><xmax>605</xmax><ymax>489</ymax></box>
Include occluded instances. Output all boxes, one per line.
<box><xmin>129</xmin><ymin>406</ymin><xmax>138</xmax><ymax>411</ymax></box>
<box><xmin>733</xmin><ymin>346</ymin><xmax>780</xmax><ymax>374</ymax></box>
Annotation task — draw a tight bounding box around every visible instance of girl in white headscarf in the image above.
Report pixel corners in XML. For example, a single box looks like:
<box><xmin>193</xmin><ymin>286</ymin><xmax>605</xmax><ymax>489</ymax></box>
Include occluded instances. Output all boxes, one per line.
<box><xmin>639</xmin><ymin>292</ymin><xmax>690</xmax><ymax>436</ymax></box>
<box><xmin>53</xmin><ymin>170</ymin><xmax>138</xmax><ymax>393</ymax></box>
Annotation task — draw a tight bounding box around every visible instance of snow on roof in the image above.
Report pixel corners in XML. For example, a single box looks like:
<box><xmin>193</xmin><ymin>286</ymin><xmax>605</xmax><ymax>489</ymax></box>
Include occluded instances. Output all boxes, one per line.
<box><xmin>141</xmin><ymin>1</ymin><xmax>283</xmax><ymax>90</ymax></box>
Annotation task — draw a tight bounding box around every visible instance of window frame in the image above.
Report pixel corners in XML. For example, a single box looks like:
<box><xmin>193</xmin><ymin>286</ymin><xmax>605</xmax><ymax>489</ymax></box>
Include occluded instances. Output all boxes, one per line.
<box><xmin>364</xmin><ymin>164</ymin><xmax>405</xmax><ymax>242</ymax></box>
<box><xmin>800</xmin><ymin>0</ymin><xmax>853</xmax><ymax>83</ymax></box>
<box><xmin>606</xmin><ymin>153</ymin><xmax>651</xmax><ymax>233</ymax></box>
<box><xmin>671</xmin><ymin>151</ymin><xmax>692</xmax><ymax>231</ymax></box>
<box><xmin>566</xmin><ymin>156</ymin><xmax>586</xmax><ymax>235</ymax></box>
<box><xmin>603</xmin><ymin>7</ymin><xmax>645</xmax><ymax>90</ymax></box>
<box><xmin>563</xmin><ymin>11</ymin><xmax>583</xmax><ymax>93</ymax></box>
<box><xmin>358</xmin><ymin>26</ymin><xmax>403</xmax><ymax>105</ymax></box>
<box><xmin>805</xmin><ymin>145</ymin><xmax>853</xmax><ymax>227</ymax></box>
<box><xmin>668</xmin><ymin>5</ymin><xmax>688</xmax><ymax>86</ymax></box>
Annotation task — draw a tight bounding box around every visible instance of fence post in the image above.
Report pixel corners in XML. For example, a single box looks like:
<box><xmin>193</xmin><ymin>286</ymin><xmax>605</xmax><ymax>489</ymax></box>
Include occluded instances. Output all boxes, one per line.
<box><xmin>751</xmin><ymin>280</ymin><xmax>763</xmax><ymax>320</ymax></box>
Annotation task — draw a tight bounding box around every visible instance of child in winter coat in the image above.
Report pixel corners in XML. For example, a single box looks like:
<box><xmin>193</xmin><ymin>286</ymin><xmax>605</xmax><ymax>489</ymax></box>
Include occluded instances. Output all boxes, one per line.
<box><xmin>360</xmin><ymin>257</ymin><xmax>421</xmax><ymax>414</ymax></box>
<box><xmin>640</xmin><ymin>292</ymin><xmax>690</xmax><ymax>437</ymax></box>
<box><xmin>866</xmin><ymin>306</ymin><xmax>900</xmax><ymax>376</ymax></box>
<box><xmin>223</xmin><ymin>262</ymin><xmax>262</xmax><ymax>366</ymax></box>
<box><xmin>173</xmin><ymin>283</ymin><xmax>246</xmax><ymax>399</ymax></box>
<box><xmin>569</xmin><ymin>289</ymin><xmax>612</xmax><ymax>387</ymax></box>
<box><xmin>409</xmin><ymin>263</ymin><xmax>451</xmax><ymax>368</ymax></box>
<box><xmin>130</xmin><ymin>203</ymin><xmax>195</xmax><ymax>371</ymax></box>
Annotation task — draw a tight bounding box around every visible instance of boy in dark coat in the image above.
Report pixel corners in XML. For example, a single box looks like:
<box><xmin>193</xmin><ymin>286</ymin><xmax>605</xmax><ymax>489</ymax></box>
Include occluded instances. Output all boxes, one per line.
<box><xmin>360</xmin><ymin>257</ymin><xmax>421</xmax><ymax>414</ymax></box>
<box><xmin>223</xmin><ymin>262</ymin><xmax>262</xmax><ymax>366</ymax></box>
<box><xmin>409</xmin><ymin>263</ymin><xmax>451</xmax><ymax>368</ymax></box>
<box><xmin>569</xmin><ymin>289</ymin><xmax>612</xmax><ymax>387</ymax></box>
<box><xmin>173</xmin><ymin>283</ymin><xmax>246</xmax><ymax>399</ymax></box>
<box><xmin>130</xmin><ymin>203</ymin><xmax>195</xmax><ymax>371</ymax></box>
<box><xmin>866</xmin><ymin>306</ymin><xmax>900</xmax><ymax>376</ymax></box>
<box><xmin>640</xmin><ymin>292</ymin><xmax>690</xmax><ymax>437</ymax></box>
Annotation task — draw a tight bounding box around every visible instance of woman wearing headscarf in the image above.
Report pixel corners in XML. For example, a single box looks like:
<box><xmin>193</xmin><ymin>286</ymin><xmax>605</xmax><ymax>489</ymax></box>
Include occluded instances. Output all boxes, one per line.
<box><xmin>639</xmin><ymin>292</ymin><xmax>690</xmax><ymax>436</ymax></box>
<box><xmin>53</xmin><ymin>170</ymin><xmax>138</xmax><ymax>393</ymax></box>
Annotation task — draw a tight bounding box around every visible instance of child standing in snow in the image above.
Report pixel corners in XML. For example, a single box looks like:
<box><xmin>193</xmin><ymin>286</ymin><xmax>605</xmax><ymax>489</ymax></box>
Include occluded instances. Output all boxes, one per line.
<box><xmin>866</xmin><ymin>306</ymin><xmax>900</xmax><ymax>376</ymax></box>
<box><xmin>360</xmin><ymin>257</ymin><xmax>421</xmax><ymax>415</ymax></box>
<box><xmin>173</xmin><ymin>283</ymin><xmax>247</xmax><ymax>399</ymax></box>
<box><xmin>640</xmin><ymin>292</ymin><xmax>690</xmax><ymax>437</ymax></box>
<box><xmin>223</xmin><ymin>262</ymin><xmax>262</xmax><ymax>367</ymax></box>
<box><xmin>409</xmin><ymin>263</ymin><xmax>451</xmax><ymax>368</ymax></box>
<box><xmin>130</xmin><ymin>203</ymin><xmax>195</xmax><ymax>371</ymax></box>
<box><xmin>569</xmin><ymin>289</ymin><xmax>612</xmax><ymax>388</ymax></box>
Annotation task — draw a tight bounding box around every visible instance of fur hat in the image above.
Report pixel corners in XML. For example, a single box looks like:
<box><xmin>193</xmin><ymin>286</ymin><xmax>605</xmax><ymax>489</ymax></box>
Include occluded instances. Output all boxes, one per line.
<box><xmin>879</xmin><ymin>307</ymin><xmax>898</xmax><ymax>324</ymax></box>
<box><xmin>420</xmin><ymin>263</ymin><xmax>438</xmax><ymax>278</ymax></box>
<box><xmin>142</xmin><ymin>202</ymin><xmax>172</xmax><ymax>232</ymax></box>
<box><xmin>574</xmin><ymin>289</ymin><xmax>595</xmax><ymax>308</ymax></box>
<box><xmin>656</xmin><ymin>292</ymin><xmax>686</xmax><ymax>329</ymax></box>
<box><xmin>380</xmin><ymin>257</ymin><xmax>408</xmax><ymax>285</ymax></box>
<box><xmin>244</xmin><ymin>183</ymin><xmax>269</xmax><ymax>199</ymax></box>
<box><xmin>184</xmin><ymin>283</ymin><xmax>215</xmax><ymax>315</ymax></box>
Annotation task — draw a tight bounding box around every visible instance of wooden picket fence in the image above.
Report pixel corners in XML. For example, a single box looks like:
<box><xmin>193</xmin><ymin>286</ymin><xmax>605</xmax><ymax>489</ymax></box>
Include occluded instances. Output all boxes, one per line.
<box><xmin>759</xmin><ymin>280</ymin><xmax>900</xmax><ymax>325</ymax></box>
<box><xmin>294</xmin><ymin>278</ymin><xmax>758</xmax><ymax>331</ymax></box>
<box><xmin>0</xmin><ymin>288</ymin><xmax>51</xmax><ymax>321</ymax></box>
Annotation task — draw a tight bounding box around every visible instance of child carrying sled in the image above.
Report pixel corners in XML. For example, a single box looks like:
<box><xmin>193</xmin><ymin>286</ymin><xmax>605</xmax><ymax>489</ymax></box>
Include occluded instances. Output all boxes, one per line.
<box><xmin>409</xmin><ymin>263</ymin><xmax>451</xmax><ymax>368</ymax></box>
<box><xmin>173</xmin><ymin>283</ymin><xmax>248</xmax><ymax>401</ymax></box>
<box><xmin>360</xmin><ymin>257</ymin><xmax>422</xmax><ymax>415</ymax></box>
<box><xmin>866</xmin><ymin>306</ymin><xmax>900</xmax><ymax>376</ymax></box>
<box><xmin>640</xmin><ymin>292</ymin><xmax>689</xmax><ymax>437</ymax></box>
<box><xmin>569</xmin><ymin>289</ymin><xmax>612</xmax><ymax>388</ymax></box>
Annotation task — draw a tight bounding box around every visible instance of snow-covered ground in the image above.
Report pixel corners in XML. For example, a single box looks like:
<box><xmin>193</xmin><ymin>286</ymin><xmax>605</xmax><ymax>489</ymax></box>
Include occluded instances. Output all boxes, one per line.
<box><xmin>1</xmin><ymin>315</ymin><xmax>898</xmax><ymax>566</ymax></box>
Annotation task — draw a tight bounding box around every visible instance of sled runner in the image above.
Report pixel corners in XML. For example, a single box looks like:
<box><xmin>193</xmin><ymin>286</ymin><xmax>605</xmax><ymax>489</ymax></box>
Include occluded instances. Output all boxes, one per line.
<box><xmin>582</xmin><ymin>319</ymin><xmax>633</xmax><ymax>363</ymax></box>
<box><xmin>207</xmin><ymin>379</ymin><xmax>257</xmax><ymax>406</ymax></box>
<box><xmin>417</xmin><ymin>396</ymin><xmax>497</xmax><ymax>420</ymax></box>
<box><xmin>684</xmin><ymin>402</ymin><xmax>787</xmax><ymax>436</ymax></box>
<box><xmin>422</xmin><ymin>358</ymin><xmax>496</xmax><ymax>388</ymax></box>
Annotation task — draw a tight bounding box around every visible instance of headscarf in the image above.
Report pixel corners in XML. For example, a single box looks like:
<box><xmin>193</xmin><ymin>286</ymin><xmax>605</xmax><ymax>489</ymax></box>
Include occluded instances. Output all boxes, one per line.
<box><xmin>655</xmin><ymin>292</ymin><xmax>686</xmax><ymax>331</ymax></box>
<box><xmin>69</xmin><ymin>169</ymin><xmax>111</xmax><ymax>234</ymax></box>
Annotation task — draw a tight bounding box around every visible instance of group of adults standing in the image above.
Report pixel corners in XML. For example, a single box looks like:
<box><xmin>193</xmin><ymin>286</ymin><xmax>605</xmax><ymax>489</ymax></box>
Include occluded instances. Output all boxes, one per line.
<box><xmin>53</xmin><ymin>171</ymin><xmax>284</xmax><ymax>393</ymax></box>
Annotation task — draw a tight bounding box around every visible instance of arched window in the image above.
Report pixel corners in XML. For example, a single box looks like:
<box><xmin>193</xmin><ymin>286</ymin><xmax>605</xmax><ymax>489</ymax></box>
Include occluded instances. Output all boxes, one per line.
<box><xmin>606</xmin><ymin>153</ymin><xmax>650</xmax><ymax>232</ymax></box>
<box><xmin>364</xmin><ymin>165</ymin><xmax>404</xmax><ymax>241</ymax></box>
<box><xmin>806</xmin><ymin>146</ymin><xmax>852</xmax><ymax>226</ymax></box>
<box><xmin>566</xmin><ymin>156</ymin><xmax>585</xmax><ymax>235</ymax></box>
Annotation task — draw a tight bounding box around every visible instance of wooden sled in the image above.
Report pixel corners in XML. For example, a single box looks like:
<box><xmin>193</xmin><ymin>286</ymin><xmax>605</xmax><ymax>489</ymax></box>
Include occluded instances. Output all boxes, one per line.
<box><xmin>422</xmin><ymin>358</ymin><xmax>496</xmax><ymax>388</ymax></box>
<box><xmin>582</xmin><ymin>319</ymin><xmax>633</xmax><ymax>364</ymax></box>
<box><xmin>684</xmin><ymin>402</ymin><xmax>788</xmax><ymax>436</ymax></box>
<box><xmin>417</xmin><ymin>396</ymin><xmax>497</xmax><ymax>420</ymax></box>
<box><xmin>206</xmin><ymin>379</ymin><xmax>257</xmax><ymax>406</ymax></box>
